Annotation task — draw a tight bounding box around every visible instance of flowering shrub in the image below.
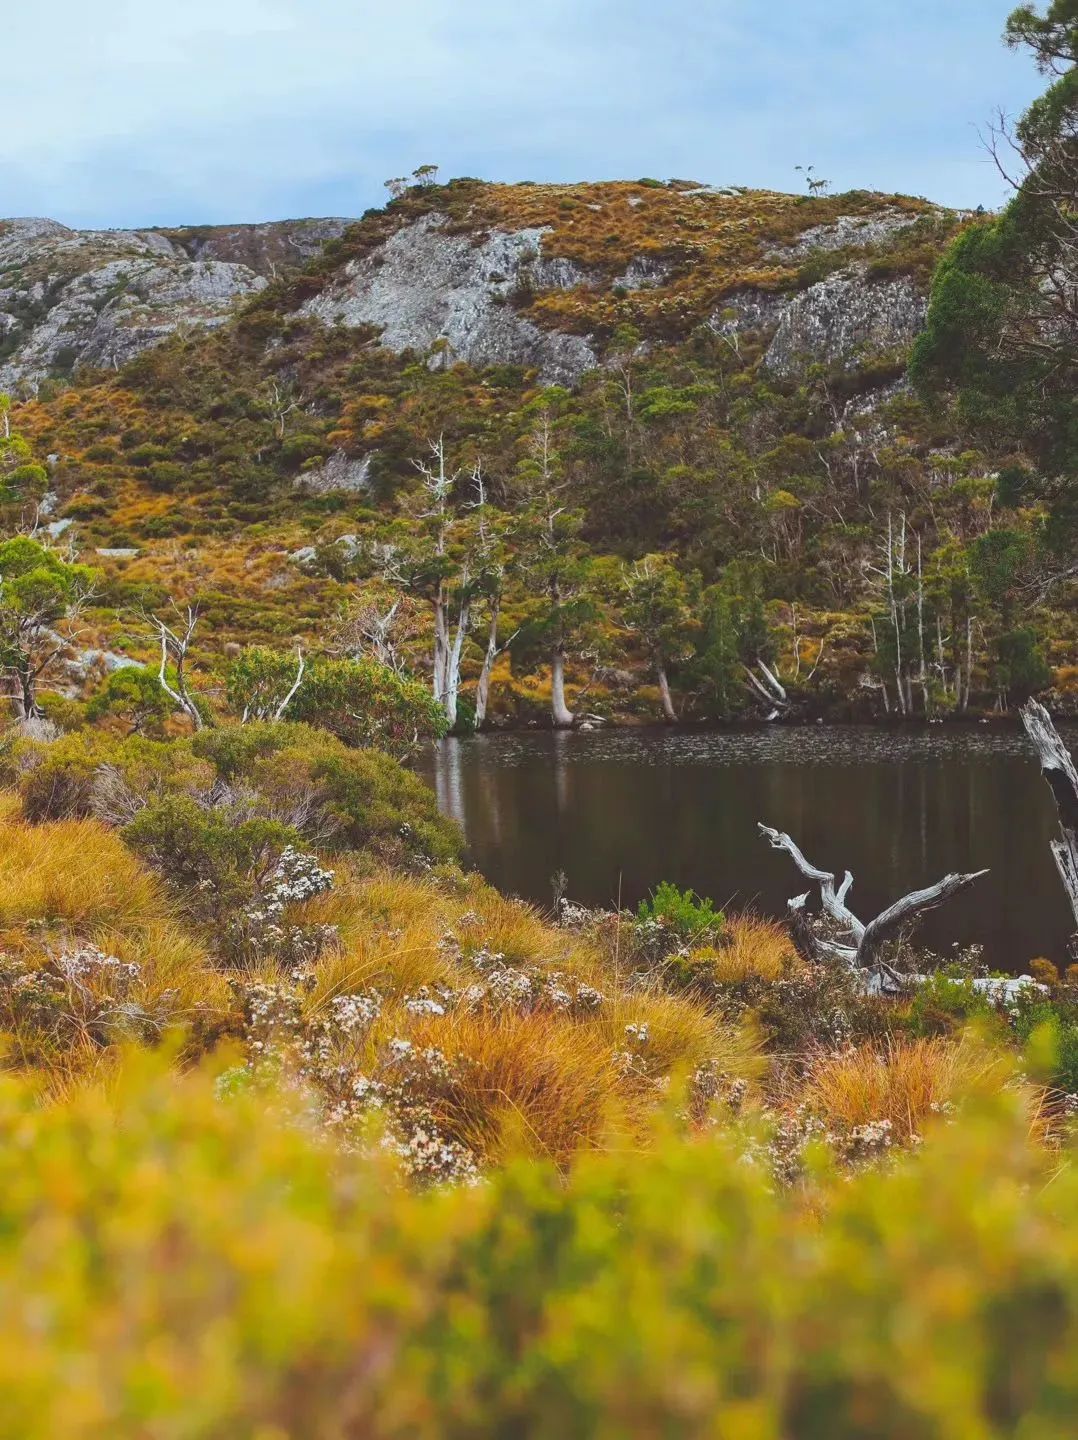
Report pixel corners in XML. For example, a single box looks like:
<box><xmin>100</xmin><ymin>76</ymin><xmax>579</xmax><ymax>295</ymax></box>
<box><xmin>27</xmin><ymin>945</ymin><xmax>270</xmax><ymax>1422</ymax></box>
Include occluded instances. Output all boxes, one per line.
<box><xmin>0</xmin><ymin>945</ymin><xmax>157</xmax><ymax>1060</ymax></box>
<box><xmin>227</xmin><ymin>845</ymin><xmax>337</xmax><ymax>966</ymax></box>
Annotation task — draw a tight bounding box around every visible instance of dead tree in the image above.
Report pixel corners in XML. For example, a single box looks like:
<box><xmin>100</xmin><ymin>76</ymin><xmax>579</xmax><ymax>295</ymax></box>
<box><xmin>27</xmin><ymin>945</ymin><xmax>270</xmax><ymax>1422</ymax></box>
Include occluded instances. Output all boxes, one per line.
<box><xmin>758</xmin><ymin>823</ymin><xmax>988</xmax><ymax>990</ymax></box>
<box><xmin>1021</xmin><ymin>699</ymin><xmax>1078</xmax><ymax>933</ymax></box>
<box><xmin>239</xmin><ymin>647</ymin><xmax>306</xmax><ymax>723</ymax></box>
<box><xmin>151</xmin><ymin>605</ymin><xmax>205</xmax><ymax>731</ymax></box>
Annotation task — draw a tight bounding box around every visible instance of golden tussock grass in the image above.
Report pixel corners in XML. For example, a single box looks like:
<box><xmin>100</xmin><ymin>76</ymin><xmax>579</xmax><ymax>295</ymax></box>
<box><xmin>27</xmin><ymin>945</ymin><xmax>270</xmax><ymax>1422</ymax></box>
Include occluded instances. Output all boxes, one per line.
<box><xmin>403</xmin><ymin>1007</ymin><xmax>628</xmax><ymax>1165</ymax></box>
<box><xmin>0</xmin><ymin>813</ymin><xmax>230</xmax><ymax>1069</ymax></box>
<box><xmin>0</xmin><ymin>815</ymin><xmax>164</xmax><ymax>932</ymax></box>
<box><xmin>705</xmin><ymin>915</ymin><xmax>798</xmax><ymax>984</ymax></box>
<box><xmin>794</xmin><ymin>1036</ymin><xmax>1013</xmax><ymax>1142</ymax></box>
<box><xmin>598</xmin><ymin>989</ymin><xmax>760</xmax><ymax>1085</ymax></box>
<box><xmin>302</xmin><ymin>867</ymin><xmax>602</xmax><ymax>1013</ymax></box>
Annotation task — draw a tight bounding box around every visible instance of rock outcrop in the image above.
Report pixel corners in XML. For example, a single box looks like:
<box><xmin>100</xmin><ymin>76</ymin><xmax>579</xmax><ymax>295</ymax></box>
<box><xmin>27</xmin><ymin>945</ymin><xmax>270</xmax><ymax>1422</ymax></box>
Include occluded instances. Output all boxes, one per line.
<box><xmin>298</xmin><ymin>213</ymin><xmax>599</xmax><ymax>385</ymax></box>
<box><xmin>295</xmin><ymin>450</ymin><xmax>373</xmax><ymax>495</ymax></box>
<box><xmin>763</xmin><ymin>270</ymin><xmax>927</xmax><ymax>378</ymax></box>
<box><xmin>710</xmin><ymin>268</ymin><xmax>927</xmax><ymax>379</ymax></box>
<box><xmin>0</xmin><ymin>216</ymin><xmax>348</xmax><ymax>390</ymax></box>
<box><xmin>162</xmin><ymin>218</ymin><xmax>352</xmax><ymax>276</ymax></box>
<box><xmin>0</xmin><ymin>191</ymin><xmax>949</xmax><ymax>394</ymax></box>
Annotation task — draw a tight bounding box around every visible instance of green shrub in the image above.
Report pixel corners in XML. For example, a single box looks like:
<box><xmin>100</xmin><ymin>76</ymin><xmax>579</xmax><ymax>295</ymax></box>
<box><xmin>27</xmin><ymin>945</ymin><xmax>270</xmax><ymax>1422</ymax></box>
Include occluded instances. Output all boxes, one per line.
<box><xmin>637</xmin><ymin>881</ymin><xmax>724</xmax><ymax>940</ymax></box>
<box><xmin>1010</xmin><ymin>996</ymin><xmax>1078</xmax><ymax>1095</ymax></box>
<box><xmin>259</xmin><ymin>738</ymin><xmax>461</xmax><ymax>865</ymax></box>
<box><xmin>122</xmin><ymin>793</ymin><xmax>302</xmax><ymax>927</ymax></box>
<box><xmin>86</xmin><ymin>666</ymin><xmax>172</xmax><ymax>737</ymax></box>
<box><xmin>16</xmin><ymin>731</ymin><xmax>116</xmax><ymax>822</ymax></box>
<box><xmin>900</xmin><ymin>972</ymin><xmax>1000</xmax><ymax>1039</ymax></box>
<box><xmin>226</xmin><ymin>651</ymin><xmax>447</xmax><ymax>758</ymax></box>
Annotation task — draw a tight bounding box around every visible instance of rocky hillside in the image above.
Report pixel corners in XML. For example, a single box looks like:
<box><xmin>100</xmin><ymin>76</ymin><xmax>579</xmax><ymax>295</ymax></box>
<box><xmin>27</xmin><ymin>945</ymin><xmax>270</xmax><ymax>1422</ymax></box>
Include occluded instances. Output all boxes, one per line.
<box><xmin>2</xmin><ymin>182</ymin><xmax>956</xmax><ymax>394</ymax></box>
<box><xmin>5</xmin><ymin>177</ymin><xmax>1069</xmax><ymax>726</ymax></box>
<box><xmin>0</xmin><ymin>216</ymin><xmax>349</xmax><ymax>390</ymax></box>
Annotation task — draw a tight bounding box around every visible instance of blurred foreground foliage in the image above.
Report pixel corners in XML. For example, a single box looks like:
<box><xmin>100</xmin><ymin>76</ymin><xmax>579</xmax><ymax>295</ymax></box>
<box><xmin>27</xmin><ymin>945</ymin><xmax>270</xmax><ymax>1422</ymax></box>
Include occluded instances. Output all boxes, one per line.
<box><xmin>0</xmin><ymin>1051</ymin><xmax>1072</xmax><ymax>1439</ymax></box>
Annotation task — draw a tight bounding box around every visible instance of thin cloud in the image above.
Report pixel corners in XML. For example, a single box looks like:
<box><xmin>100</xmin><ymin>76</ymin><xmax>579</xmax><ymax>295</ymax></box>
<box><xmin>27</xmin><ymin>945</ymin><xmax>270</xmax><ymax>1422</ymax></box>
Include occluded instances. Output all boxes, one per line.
<box><xmin>3</xmin><ymin>0</ymin><xmax>1042</xmax><ymax>227</ymax></box>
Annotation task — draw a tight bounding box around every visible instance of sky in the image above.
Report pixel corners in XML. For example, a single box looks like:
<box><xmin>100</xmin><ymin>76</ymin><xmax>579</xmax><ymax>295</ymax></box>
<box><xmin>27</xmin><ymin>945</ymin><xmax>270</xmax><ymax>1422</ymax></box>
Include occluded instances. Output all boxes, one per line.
<box><xmin>4</xmin><ymin>0</ymin><xmax>1044</xmax><ymax>230</ymax></box>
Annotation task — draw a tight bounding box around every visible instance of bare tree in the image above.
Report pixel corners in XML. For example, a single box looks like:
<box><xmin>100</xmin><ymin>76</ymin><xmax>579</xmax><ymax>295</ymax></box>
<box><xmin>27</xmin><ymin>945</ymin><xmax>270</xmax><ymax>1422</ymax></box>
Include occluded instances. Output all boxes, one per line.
<box><xmin>331</xmin><ymin>595</ymin><xmax>412</xmax><ymax>673</ymax></box>
<box><xmin>758</xmin><ymin>823</ymin><xmax>988</xmax><ymax>991</ymax></box>
<box><xmin>150</xmin><ymin>605</ymin><xmax>206</xmax><ymax>730</ymax></box>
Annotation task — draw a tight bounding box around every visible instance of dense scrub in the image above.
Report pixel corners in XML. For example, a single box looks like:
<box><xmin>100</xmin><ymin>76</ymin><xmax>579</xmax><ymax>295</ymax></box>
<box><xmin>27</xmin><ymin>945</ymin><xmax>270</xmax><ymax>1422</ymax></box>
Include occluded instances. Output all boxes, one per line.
<box><xmin>0</xmin><ymin>1053</ymin><xmax>1074</xmax><ymax>1438</ymax></box>
<box><xmin>7</xmin><ymin>167</ymin><xmax>1072</xmax><ymax>727</ymax></box>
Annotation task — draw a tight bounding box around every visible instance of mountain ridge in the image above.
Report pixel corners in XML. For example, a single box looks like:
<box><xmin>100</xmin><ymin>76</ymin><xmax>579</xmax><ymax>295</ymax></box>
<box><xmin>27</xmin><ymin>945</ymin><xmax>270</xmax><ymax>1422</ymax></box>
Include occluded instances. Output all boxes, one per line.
<box><xmin>1</xmin><ymin>180</ymin><xmax>959</xmax><ymax>391</ymax></box>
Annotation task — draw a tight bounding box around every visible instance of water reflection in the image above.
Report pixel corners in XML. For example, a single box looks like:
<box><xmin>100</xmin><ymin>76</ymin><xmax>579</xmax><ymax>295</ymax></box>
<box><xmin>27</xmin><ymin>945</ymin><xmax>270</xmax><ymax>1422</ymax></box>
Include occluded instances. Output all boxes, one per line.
<box><xmin>422</xmin><ymin>726</ymin><xmax>1078</xmax><ymax>972</ymax></box>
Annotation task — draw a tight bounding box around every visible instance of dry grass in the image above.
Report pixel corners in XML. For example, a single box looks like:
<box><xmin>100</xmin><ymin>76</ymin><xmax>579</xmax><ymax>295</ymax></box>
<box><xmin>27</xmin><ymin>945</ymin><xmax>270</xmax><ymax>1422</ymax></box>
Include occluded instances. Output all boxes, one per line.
<box><xmin>295</xmin><ymin>865</ymin><xmax>759</xmax><ymax>1164</ymax></box>
<box><xmin>795</xmin><ymin>1037</ymin><xmax>1012</xmax><ymax>1142</ymax></box>
<box><xmin>0</xmin><ymin>815</ymin><xmax>164</xmax><ymax>932</ymax></box>
<box><xmin>302</xmin><ymin>866</ymin><xmax>602</xmax><ymax>1015</ymax></box>
<box><xmin>703</xmin><ymin>916</ymin><xmax>798</xmax><ymax>984</ymax></box>
<box><xmin>599</xmin><ymin>989</ymin><xmax>760</xmax><ymax>1084</ymax></box>
<box><xmin>0</xmin><ymin>810</ymin><xmax>230</xmax><ymax>1076</ymax></box>
<box><xmin>403</xmin><ymin>1007</ymin><xmax>627</xmax><ymax>1165</ymax></box>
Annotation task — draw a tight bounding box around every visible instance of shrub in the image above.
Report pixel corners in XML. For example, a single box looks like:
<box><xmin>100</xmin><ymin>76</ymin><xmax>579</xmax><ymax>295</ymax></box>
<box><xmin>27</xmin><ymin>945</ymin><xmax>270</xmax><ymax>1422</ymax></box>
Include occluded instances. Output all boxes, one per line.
<box><xmin>263</xmin><ymin>739</ymin><xmax>461</xmax><ymax>865</ymax></box>
<box><xmin>226</xmin><ymin>652</ymin><xmax>447</xmax><ymax>758</ymax></box>
<box><xmin>85</xmin><ymin>666</ymin><xmax>172</xmax><ymax>737</ymax></box>
<box><xmin>1010</xmin><ymin>996</ymin><xmax>1078</xmax><ymax>1096</ymax></box>
<box><xmin>0</xmin><ymin>1057</ymin><xmax>1072</xmax><ymax>1437</ymax></box>
<box><xmin>191</xmin><ymin>722</ymin><xmax>462</xmax><ymax>867</ymax></box>
<box><xmin>16</xmin><ymin>730</ymin><xmax>116</xmax><ymax>821</ymax></box>
<box><xmin>637</xmin><ymin>880</ymin><xmax>724</xmax><ymax>940</ymax></box>
<box><xmin>122</xmin><ymin>794</ymin><xmax>303</xmax><ymax>930</ymax></box>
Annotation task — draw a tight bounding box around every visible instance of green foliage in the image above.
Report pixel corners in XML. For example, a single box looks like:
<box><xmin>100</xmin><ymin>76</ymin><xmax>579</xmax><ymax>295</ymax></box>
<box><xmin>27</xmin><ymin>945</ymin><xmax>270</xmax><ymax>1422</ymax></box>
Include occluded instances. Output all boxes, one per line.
<box><xmin>224</xmin><ymin>644</ymin><xmax>305</xmax><ymax>721</ymax></box>
<box><xmin>0</xmin><ymin>538</ymin><xmax>98</xmax><ymax>718</ymax></box>
<box><xmin>637</xmin><ymin>880</ymin><xmax>724</xmax><ymax>939</ymax></box>
<box><xmin>15</xmin><ymin>730</ymin><xmax>117</xmax><ymax>822</ymax></box>
<box><xmin>900</xmin><ymin>972</ymin><xmax>1000</xmax><ymax>1038</ymax></box>
<box><xmin>225</xmin><ymin>648</ymin><xmax>446</xmax><ymax>755</ymax></box>
<box><xmin>15</xmin><ymin>722</ymin><xmax>462</xmax><ymax>878</ymax></box>
<box><xmin>911</xmin><ymin>2</ymin><xmax>1077</xmax><ymax>551</ymax></box>
<box><xmin>689</xmin><ymin>589</ymin><xmax>743</xmax><ymax>719</ymax></box>
<box><xmin>286</xmin><ymin>656</ymin><xmax>449</xmax><ymax>754</ymax></box>
<box><xmin>0</xmin><ymin>396</ymin><xmax>47</xmax><ymax>512</ymax></box>
<box><xmin>123</xmin><ymin>794</ymin><xmax>302</xmax><ymax>927</ymax></box>
<box><xmin>0</xmin><ymin>1057</ymin><xmax>1073</xmax><ymax>1437</ymax></box>
<box><xmin>991</xmin><ymin>626</ymin><xmax>1052</xmax><ymax>701</ymax></box>
<box><xmin>229</xmin><ymin>725</ymin><xmax>463</xmax><ymax>866</ymax></box>
<box><xmin>85</xmin><ymin>666</ymin><xmax>172</xmax><ymax>736</ymax></box>
<box><xmin>1010</xmin><ymin>993</ymin><xmax>1078</xmax><ymax>1093</ymax></box>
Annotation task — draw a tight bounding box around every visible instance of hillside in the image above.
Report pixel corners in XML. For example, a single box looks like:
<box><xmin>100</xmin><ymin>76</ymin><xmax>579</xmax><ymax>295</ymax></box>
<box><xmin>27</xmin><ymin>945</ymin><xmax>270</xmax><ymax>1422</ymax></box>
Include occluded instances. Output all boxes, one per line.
<box><xmin>3</xmin><ymin>178</ymin><xmax>1073</xmax><ymax>726</ymax></box>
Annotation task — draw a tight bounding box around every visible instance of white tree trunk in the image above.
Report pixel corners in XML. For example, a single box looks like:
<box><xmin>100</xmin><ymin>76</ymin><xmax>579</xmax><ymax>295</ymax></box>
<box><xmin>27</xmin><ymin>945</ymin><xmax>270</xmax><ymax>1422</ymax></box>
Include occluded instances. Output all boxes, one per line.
<box><xmin>551</xmin><ymin>647</ymin><xmax>575</xmax><ymax>729</ymax></box>
<box><xmin>655</xmin><ymin>660</ymin><xmax>676</xmax><ymax>723</ymax></box>
<box><xmin>443</xmin><ymin>598</ymin><xmax>471</xmax><ymax>730</ymax></box>
<box><xmin>1021</xmin><ymin>699</ymin><xmax>1078</xmax><ymax>931</ymax></box>
<box><xmin>474</xmin><ymin>600</ymin><xmax>502</xmax><ymax>729</ymax></box>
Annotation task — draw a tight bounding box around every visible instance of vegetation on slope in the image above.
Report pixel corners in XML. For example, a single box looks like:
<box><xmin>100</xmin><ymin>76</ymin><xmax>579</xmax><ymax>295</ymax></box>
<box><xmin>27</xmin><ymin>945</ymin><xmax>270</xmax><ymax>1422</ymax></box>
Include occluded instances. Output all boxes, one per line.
<box><xmin>3</xmin><ymin>6</ymin><xmax>1071</xmax><ymax>731</ymax></box>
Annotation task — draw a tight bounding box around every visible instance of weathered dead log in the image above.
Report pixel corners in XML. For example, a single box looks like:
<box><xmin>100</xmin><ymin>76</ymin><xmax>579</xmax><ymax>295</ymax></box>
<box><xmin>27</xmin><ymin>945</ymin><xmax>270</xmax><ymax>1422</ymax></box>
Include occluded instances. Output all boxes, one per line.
<box><xmin>1020</xmin><ymin>699</ymin><xmax>1078</xmax><ymax>933</ymax></box>
<box><xmin>758</xmin><ymin>822</ymin><xmax>988</xmax><ymax>988</ymax></box>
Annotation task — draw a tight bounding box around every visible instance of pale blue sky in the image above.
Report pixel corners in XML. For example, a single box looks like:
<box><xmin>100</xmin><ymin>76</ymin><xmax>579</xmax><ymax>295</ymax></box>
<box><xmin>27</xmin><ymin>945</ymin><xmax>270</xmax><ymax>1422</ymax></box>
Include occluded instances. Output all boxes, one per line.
<box><xmin>5</xmin><ymin>1</ymin><xmax>1042</xmax><ymax>228</ymax></box>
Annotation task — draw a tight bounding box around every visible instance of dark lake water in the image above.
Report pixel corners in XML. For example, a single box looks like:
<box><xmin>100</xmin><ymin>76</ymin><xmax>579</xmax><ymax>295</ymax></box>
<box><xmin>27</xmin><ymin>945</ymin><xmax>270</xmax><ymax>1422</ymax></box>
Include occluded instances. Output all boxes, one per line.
<box><xmin>421</xmin><ymin>726</ymin><xmax>1078</xmax><ymax>972</ymax></box>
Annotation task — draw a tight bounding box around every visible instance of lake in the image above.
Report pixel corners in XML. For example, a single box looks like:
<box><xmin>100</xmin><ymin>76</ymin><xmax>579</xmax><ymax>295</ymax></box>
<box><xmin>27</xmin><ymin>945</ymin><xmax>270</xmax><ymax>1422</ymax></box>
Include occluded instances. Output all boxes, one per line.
<box><xmin>421</xmin><ymin>725</ymin><xmax>1078</xmax><ymax>972</ymax></box>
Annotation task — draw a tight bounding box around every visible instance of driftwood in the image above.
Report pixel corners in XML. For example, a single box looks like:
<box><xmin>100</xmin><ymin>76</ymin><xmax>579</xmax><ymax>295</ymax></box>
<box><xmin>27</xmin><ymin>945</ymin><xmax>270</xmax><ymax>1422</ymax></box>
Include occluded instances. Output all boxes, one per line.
<box><xmin>758</xmin><ymin>823</ymin><xmax>988</xmax><ymax>990</ymax></box>
<box><xmin>1020</xmin><ymin>699</ymin><xmax>1078</xmax><ymax>933</ymax></box>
